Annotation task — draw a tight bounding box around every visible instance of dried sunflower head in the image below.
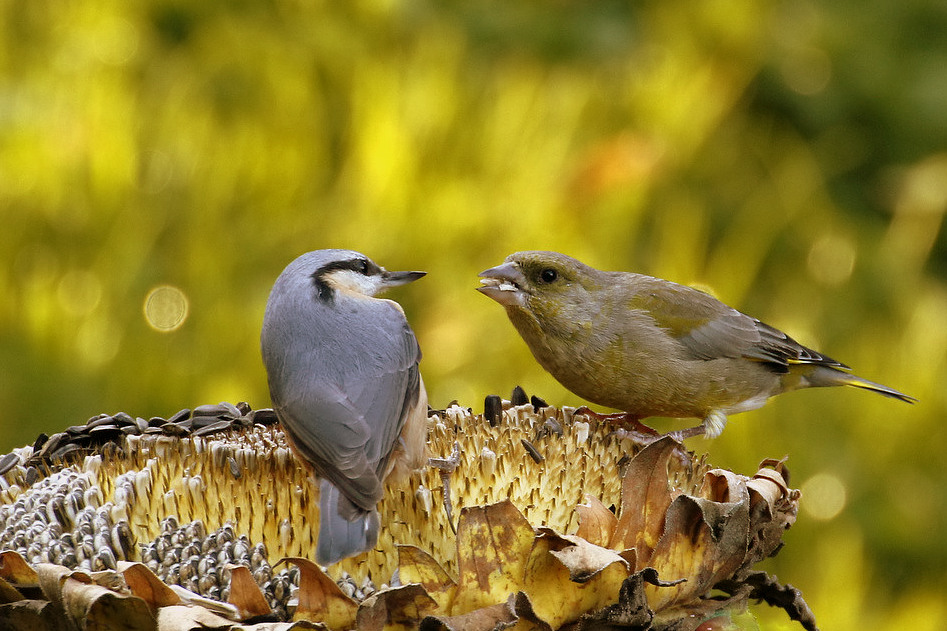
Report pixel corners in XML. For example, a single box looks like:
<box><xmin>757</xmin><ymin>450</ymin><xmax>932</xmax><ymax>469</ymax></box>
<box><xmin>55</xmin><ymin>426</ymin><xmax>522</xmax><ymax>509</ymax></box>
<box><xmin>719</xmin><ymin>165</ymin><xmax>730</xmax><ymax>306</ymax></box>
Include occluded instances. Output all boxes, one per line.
<box><xmin>0</xmin><ymin>395</ymin><xmax>811</xmax><ymax>631</ymax></box>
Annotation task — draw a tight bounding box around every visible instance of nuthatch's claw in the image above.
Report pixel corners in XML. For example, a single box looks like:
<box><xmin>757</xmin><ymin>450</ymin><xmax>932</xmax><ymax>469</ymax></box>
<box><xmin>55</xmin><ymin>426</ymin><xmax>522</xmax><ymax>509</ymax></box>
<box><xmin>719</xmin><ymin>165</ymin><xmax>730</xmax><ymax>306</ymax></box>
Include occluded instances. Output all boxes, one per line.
<box><xmin>428</xmin><ymin>442</ymin><xmax>461</xmax><ymax>534</ymax></box>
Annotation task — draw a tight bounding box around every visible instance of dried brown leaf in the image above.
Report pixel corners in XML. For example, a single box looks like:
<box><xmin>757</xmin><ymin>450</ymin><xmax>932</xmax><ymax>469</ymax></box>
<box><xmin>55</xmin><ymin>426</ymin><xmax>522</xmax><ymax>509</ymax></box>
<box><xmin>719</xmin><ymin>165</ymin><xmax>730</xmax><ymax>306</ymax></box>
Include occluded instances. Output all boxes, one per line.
<box><xmin>355</xmin><ymin>583</ymin><xmax>439</xmax><ymax>631</ymax></box>
<box><xmin>758</xmin><ymin>458</ymin><xmax>790</xmax><ymax>483</ymax></box>
<box><xmin>0</xmin><ymin>551</ymin><xmax>39</xmax><ymax>587</ymax></box>
<box><xmin>168</xmin><ymin>584</ymin><xmax>241</xmax><ymax>619</ymax></box>
<box><xmin>282</xmin><ymin>557</ymin><xmax>357</xmax><ymax>629</ymax></box>
<box><xmin>536</xmin><ymin>529</ymin><xmax>630</xmax><ymax>583</ymax></box>
<box><xmin>34</xmin><ymin>563</ymin><xmax>85</xmax><ymax>606</ymax></box>
<box><xmin>0</xmin><ymin>575</ymin><xmax>24</xmax><ymax>604</ymax></box>
<box><xmin>699</xmin><ymin>469</ymin><xmax>745</xmax><ymax>503</ymax></box>
<box><xmin>396</xmin><ymin>545</ymin><xmax>457</xmax><ymax>612</ymax></box>
<box><xmin>420</xmin><ymin>592</ymin><xmax>551</xmax><ymax>631</ymax></box>
<box><xmin>0</xmin><ymin>599</ymin><xmax>72</xmax><ymax>631</ymax></box>
<box><xmin>576</xmin><ymin>570</ymin><xmax>662</xmax><ymax>630</ymax></box>
<box><xmin>646</xmin><ymin>492</ymin><xmax>749</xmax><ymax>613</ymax></box>
<box><xmin>506</xmin><ymin>591</ymin><xmax>554</xmax><ymax>631</ymax></box>
<box><xmin>419</xmin><ymin>600</ymin><xmax>516</xmax><ymax>631</ymax></box>
<box><xmin>747</xmin><ymin>464</ymin><xmax>791</xmax><ymax>518</ymax></box>
<box><xmin>60</xmin><ymin>575</ymin><xmax>155</xmax><ymax>631</ymax></box>
<box><xmin>157</xmin><ymin>603</ymin><xmax>235</xmax><ymax>630</ymax></box>
<box><xmin>617</xmin><ymin>548</ymin><xmax>638</xmax><ymax>572</ymax></box>
<box><xmin>523</xmin><ymin>529</ymin><xmax>629</xmax><ymax>628</ymax></box>
<box><xmin>612</xmin><ymin>437</ymin><xmax>680</xmax><ymax>561</ymax></box>
<box><xmin>227</xmin><ymin>563</ymin><xmax>273</xmax><ymax>619</ymax></box>
<box><xmin>453</xmin><ymin>500</ymin><xmax>535</xmax><ymax>615</ymax></box>
<box><xmin>745</xmin><ymin>463</ymin><xmax>798</xmax><ymax>565</ymax></box>
<box><xmin>574</xmin><ymin>494</ymin><xmax>617</xmax><ymax>548</ymax></box>
<box><xmin>119</xmin><ymin>562</ymin><xmax>182</xmax><ymax>611</ymax></box>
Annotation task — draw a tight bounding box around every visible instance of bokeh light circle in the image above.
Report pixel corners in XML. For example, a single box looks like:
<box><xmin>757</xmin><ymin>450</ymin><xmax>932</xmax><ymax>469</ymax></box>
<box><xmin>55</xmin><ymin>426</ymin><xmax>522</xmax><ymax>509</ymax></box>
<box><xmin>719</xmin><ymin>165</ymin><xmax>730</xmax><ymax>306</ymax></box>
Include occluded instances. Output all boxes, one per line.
<box><xmin>143</xmin><ymin>285</ymin><xmax>189</xmax><ymax>332</ymax></box>
<box><xmin>800</xmin><ymin>472</ymin><xmax>848</xmax><ymax>521</ymax></box>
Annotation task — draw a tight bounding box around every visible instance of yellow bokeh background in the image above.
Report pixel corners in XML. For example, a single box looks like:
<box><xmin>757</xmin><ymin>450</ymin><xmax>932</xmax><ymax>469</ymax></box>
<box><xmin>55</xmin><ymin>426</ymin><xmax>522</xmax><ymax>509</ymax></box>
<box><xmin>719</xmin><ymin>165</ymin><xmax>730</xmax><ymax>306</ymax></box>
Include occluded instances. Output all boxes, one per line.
<box><xmin>1</xmin><ymin>1</ymin><xmax>944</xmax><ymax>627</ymax></box>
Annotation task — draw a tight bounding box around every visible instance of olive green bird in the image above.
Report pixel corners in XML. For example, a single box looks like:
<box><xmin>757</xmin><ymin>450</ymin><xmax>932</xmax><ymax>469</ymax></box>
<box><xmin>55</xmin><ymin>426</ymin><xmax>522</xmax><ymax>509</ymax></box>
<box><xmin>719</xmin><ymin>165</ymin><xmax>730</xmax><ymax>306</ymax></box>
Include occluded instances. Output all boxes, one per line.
<box><xmin>478</xmin><ymin>251</ymin><xmax>915</xmax><ymax>438</ymax></box>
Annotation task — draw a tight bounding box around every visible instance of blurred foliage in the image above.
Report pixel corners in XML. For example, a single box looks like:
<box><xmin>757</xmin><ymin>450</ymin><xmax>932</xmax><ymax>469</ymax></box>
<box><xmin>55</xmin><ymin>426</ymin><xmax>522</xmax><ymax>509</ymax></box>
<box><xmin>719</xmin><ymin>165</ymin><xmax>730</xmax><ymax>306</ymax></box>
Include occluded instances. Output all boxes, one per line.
<box><xmin>1</xmin><ymin>0</ymin><xmax>945</xmax><ymax>628</ymax></box>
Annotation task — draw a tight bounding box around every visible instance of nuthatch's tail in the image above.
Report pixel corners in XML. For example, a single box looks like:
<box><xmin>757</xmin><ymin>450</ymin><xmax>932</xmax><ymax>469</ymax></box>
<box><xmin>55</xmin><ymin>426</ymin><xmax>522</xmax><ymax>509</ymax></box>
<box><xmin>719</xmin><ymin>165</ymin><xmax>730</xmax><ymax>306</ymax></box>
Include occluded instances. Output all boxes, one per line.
<box><xmin>807</xmin><ymin>366</ymin><xmax>917</xmax><ymax>403</ymax></box>
<box><xmin>316</xmin><ymin>479</ymin><xmax>380</xmax><ymax>566</ymax></box>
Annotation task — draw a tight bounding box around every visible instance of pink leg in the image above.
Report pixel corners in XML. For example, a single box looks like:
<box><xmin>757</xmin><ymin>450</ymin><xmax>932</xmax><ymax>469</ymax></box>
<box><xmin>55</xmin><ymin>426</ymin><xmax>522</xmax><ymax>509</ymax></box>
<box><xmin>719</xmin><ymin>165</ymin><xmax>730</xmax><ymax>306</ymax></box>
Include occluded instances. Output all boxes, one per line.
<box><xmin>572</xmin><ymin>407</ymin><xmax>662</xmax><ymax>436</ymax></box>
<box><xmin>668</xmin><ymin>424</ymin><xmax>706</xmax><ymax>441</ymax></box>
<box><xmin>572</xmin><ymin>407</ymin><xmax>694</xmax><ymax>468</ymax></box>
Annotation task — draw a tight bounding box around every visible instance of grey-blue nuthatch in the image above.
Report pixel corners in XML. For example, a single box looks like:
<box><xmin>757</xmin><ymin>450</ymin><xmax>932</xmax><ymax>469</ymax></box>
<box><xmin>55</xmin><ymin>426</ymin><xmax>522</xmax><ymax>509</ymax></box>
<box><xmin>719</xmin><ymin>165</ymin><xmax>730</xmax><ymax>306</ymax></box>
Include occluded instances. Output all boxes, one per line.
<box><xmin>261</xmin><ymin>249</ymin><xmax>428</xmax><ymax>565</ymax></box>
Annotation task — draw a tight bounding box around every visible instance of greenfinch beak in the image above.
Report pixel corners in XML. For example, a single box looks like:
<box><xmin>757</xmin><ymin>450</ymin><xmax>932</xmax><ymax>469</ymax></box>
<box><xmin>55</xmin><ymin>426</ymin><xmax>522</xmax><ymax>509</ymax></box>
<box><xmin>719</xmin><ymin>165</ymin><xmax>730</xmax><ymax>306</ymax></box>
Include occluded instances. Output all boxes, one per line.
<box><xmin>478</xmin><ymin>262</ymin><xmax>529</xmax><ymax>307</ymax></box>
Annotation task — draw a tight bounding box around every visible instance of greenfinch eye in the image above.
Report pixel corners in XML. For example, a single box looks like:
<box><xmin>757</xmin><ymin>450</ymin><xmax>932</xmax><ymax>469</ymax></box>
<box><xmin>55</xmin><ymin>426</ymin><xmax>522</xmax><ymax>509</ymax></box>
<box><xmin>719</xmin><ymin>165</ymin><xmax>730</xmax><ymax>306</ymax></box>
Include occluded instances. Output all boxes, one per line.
<box><xmin>539</xmin><ymin>268</ymin><xmax>558</xmax><ymax>283</ymax></box>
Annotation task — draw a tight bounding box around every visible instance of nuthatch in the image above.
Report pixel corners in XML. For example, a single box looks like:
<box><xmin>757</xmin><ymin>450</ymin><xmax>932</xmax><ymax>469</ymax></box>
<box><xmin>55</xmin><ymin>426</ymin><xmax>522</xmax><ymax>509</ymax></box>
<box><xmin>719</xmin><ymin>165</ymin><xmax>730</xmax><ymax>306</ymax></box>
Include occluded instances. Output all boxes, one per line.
<box><xmin>478</xmin><ymin>250</ymin><xmax>915</xmax><ymax>439</ymax></box>
<box><xmin>261</xmin><ymin>249</ymin><xmax>427</xmax><ymax>565</ymax></box>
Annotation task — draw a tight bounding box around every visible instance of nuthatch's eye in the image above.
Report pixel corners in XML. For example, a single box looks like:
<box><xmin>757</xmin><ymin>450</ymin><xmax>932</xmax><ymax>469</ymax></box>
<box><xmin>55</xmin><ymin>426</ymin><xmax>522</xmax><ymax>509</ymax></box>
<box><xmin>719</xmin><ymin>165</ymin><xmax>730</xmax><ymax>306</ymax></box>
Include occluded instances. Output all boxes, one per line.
<box><xmin>356</xmin><ymin>259</ymin><xmax>369</xmax><ymax>275</ymax></box>
<box><xmin>539</xmin><ymin>268</ymin><xmax>558</xmax><ymax>283</ymax></box>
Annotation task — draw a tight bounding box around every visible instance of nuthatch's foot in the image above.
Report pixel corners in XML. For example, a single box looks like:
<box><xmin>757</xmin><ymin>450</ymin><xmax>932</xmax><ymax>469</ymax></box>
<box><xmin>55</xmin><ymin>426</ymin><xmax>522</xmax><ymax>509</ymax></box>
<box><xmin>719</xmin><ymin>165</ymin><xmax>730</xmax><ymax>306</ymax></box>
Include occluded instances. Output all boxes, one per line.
<box><xmin>428</xmin><ymin>442</ymin><xmax>461</xmax><ymax>534</ymax></box>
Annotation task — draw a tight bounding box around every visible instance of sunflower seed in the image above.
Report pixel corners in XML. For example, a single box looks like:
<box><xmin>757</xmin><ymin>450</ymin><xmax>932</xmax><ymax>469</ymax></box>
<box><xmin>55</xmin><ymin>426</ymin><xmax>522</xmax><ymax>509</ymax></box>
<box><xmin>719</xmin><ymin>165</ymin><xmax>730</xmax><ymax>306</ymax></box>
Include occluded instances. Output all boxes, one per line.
<box><xmin>193</xmin><ymin>419</ymin><xmax>235</xmax><ymax>437</ymax></box>
<box><xmin>248</xmin><ymin>408</ymin><xmax>278</xmax><ymax>425</ymax></box>
<box><xmin>0</xmin><ymin>453</ymin><xmax>19</xmax><ymax>476</ymax></box>
<box><xmin>484</xmin><ymin>395</ymin><xmax>503</xmax><ymax>427</ymax></box>
<box><xmin>167</xmin><ymin>408</ymin><xmax>191</xmax><ymax>424</ymax></box>
<box><xmin>521</xmin><ymin>438</ymin><xmax>544</xmax><ymax>463</ymax></box>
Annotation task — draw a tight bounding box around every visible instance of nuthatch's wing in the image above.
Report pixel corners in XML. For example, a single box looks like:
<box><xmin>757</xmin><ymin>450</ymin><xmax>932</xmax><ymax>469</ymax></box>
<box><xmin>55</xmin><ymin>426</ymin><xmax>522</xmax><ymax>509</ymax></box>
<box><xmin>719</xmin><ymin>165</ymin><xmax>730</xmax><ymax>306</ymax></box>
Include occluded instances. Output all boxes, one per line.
<box><xmin>282</xmin><ymin>318</ymin><xmax>421</xmax><ymax>516</ymax></box>
<box><xmin>262</xmin><ymin>267</ymin><xmax>423</xmax><ymax>516</ymax></box>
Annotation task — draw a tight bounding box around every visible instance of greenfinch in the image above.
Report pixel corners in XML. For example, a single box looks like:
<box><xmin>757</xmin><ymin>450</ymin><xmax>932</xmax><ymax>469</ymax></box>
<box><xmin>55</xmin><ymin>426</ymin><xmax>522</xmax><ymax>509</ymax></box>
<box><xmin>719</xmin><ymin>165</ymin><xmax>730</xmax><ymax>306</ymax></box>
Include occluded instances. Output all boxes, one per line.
<box><xmin>477</xmin><ymin>251</ymin><xmax>915</xmax><ymax>438</ymax></box>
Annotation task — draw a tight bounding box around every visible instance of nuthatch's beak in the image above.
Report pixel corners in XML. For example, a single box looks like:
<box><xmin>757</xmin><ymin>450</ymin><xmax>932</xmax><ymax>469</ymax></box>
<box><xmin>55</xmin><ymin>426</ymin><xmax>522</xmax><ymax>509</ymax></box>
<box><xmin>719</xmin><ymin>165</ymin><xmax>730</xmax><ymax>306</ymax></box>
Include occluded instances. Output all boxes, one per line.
<box><xmin>477</xmin><ymin>262</ymin><xmax>529</xmax><ymax>307</ymax></box>
<box><xmin>381</xmin><ymin>270</ymin><xmax>426</xmax><ymax>288</ymax></box>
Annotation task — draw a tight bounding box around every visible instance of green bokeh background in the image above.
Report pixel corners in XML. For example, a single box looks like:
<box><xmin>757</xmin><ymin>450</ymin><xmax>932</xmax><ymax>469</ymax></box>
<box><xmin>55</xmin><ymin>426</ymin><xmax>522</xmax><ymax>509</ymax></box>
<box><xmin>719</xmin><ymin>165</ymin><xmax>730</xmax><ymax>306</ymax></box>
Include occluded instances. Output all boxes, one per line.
<box><xmin>2</xmin><ymin>1</ymin><xmax>945</xmax><ymax>627</ymax></box>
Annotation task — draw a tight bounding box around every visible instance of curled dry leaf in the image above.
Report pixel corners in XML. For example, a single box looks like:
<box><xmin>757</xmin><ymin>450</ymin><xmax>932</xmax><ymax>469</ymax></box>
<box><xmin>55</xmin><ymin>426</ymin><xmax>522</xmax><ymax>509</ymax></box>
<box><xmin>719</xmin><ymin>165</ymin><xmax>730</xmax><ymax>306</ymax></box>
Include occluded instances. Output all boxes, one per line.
<box><xmin>523</xmin><ymin>529</ymin><xmax>628</xmax><ymax>628</ymax></box>
<box><xmin>611</xmin><ymin>436</ymin><xmax>683</xmax><ymax>557</ymax></box>
<box><xmin>227</xmin><ymin>563</ymin><xmax>274</xmax><ymax>619</ymax></box>
<box><xmin>576</xmin><ymin>568</ymin><xmax>681</xmax><ymax>630</ymax></box>
<box><xmin>283</xmin><ymin>557</ymin><xmax>358</xmax><ymax>629</ymax></box>
<box><xmin>156</xmin><ymin>604</ymin><xmax>236</xmax><ymax>630</ymax></box>
<box><xmin>30</xmin><ymin>562</ymin><xmax>156</xmax><ymax>630</ymax></box>
<box><xmin>61</xmin><ymin>577</ymin><xmax>155</xmax><ymax>631</ymax></box>
<box><xmin>541</xmin><ymin>530</ymin><xmax>629</xmax><ymax>583</ymax></box>
<box><xmin>355</xmin><ymin>583</ymin><xmax>438</xmax><ymax>631</ymax></box>
<box><xmin>0</xmin><ymin>575</ymin><xmax>23</xmax><ymax>604</ymax></box>
<box><xmin>35</xmin><ymin>563</ymin><xmax>86</xmax><ymax>606</ymax></box>
<box><xmin>452</xmin><ymin>500</ymin><xmax>535</xmax><ymax>614</ymax></box>
<box><xmin>574</xmin><ymin>494</ymin><xmax>618</xmax><ymax>549</ymax></box>
<box><xmin>0</xmin><ymin>599</ymin><xmax>73</xmax><ymax>631</ymax></box>
<box><xmin>169</xmin><ymin>584</ymin><xmax>243</xmax><ymax>620</ymax></box>
<box><xmin>118</xmin><ymin>561</ymin><xmax>182</xmax><ymax>611</ymax></box>
<box><xmin>418</xmin><ymin>599</ymin><xmax>516</xmax><ymax>631</ymax></box>
<box><xmin>396</xmin><ymin>545</ymin><xmax>457</xmax><ymax>612</ymax></box>
<box><xmin>0</xmin><ymin>550</ymin><xmax>39</xmax><ymax>587</ymax></box>
<box><xmin>420</xmin><ymin>591</ymin><xmax>550</xmax><ymax>631</ymax></box>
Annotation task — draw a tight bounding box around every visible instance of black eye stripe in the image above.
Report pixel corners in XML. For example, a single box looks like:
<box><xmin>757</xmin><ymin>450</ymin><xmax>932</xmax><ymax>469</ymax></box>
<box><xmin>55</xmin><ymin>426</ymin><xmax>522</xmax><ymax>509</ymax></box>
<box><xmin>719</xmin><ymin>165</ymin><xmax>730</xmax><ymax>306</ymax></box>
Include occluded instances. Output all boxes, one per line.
<box><xmin>310</xmin><ymin>257</ymin><xmax>379</xmax><ymax>301</ymax></box>
<box><xmin>314</xmin><ymin>258</ymin><xmax>377</xmax><ymax>278</ymax></box>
